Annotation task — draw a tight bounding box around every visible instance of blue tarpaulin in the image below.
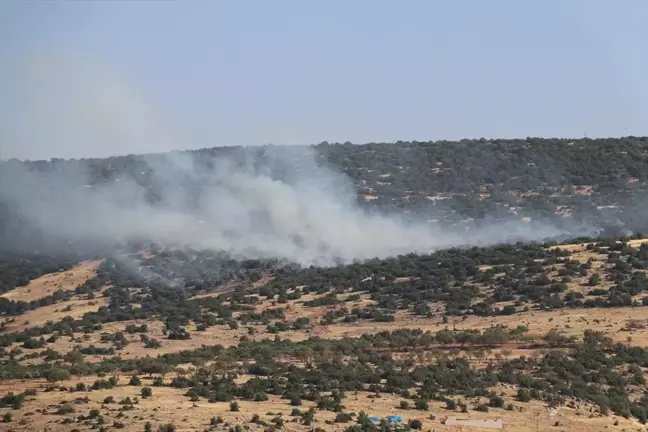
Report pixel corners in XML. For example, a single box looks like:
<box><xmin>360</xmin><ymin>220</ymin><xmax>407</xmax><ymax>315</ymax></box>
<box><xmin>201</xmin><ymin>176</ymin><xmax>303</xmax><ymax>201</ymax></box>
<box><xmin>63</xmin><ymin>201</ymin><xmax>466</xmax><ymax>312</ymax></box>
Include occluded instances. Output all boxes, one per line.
<box><xmin>386</xmin><ymin>415</ymin><xmax>403</xmax><ymax>423</ymax></box>
<box><xmin>368</xmin><ymin>416</ymin><xmax>380</xmax><ymax>422</ymax></box>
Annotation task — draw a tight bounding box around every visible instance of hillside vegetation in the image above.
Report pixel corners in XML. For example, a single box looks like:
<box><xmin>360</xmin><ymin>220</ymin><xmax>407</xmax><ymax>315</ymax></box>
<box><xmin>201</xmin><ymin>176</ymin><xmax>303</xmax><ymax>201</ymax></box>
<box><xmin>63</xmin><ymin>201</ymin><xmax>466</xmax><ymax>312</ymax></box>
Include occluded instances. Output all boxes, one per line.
<box><xmin>2</xmin><ymin>136</ymin><xmax>648</xmax><ymax>250</ymax></box>
<box><xmin>2</xmin><ymin>138</ymin><xmax>648</xmax><ymax>431</ymax></box>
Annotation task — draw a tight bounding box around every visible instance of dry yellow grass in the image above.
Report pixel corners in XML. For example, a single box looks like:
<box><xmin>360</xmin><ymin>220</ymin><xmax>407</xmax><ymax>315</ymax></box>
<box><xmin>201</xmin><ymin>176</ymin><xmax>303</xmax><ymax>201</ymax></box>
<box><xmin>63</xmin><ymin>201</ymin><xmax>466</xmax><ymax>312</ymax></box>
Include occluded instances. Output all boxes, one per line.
<box><xmin>1</xmin><ymin>295</ymin><xmax>109</xmax><ymax>333</ymax></box>
<box><xmin>7</xmin><ymin>239</ymin><xmax>648</xmax><ymax>430</ymax></box>
<box><xmin>324</xmin><ymin>305</ymin><xmax>648</xmax><ymax>346</ymax></box>
<box><xmin>14</xmin><ymin>236</ymin><xmax>648</xmax><ymax>366</ymax></box>
<box><xmin>0</xmin><ymin>379</ymin><xmax>641</xmax><ymax>432</ymax></box>
<box><xmin>628</xmin><ymin>239</ymin><xmax>648</xmax><ymax>248</ymax></box>
<box><xmin>1</xmin><ymin>260</ymin><xmax>101</xmax><ymax>302</ymax></box>
<box><xmin>99</xmin><ymin>320</ymin><xmax>270</xmax><ymax>357</ymax></box>
<box><xmin>56</xmin><ymin>303</ymin><xmax>648</xmax><ymax>365</ymax></box>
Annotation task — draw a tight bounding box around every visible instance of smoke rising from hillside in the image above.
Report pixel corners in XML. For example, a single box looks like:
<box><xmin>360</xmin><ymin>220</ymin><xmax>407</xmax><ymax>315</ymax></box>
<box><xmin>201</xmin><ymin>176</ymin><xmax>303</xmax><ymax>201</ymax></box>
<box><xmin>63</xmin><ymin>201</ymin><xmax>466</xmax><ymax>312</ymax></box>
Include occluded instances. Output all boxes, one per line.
<box><xmin>0</xmin><ymin>54</ymin><xmax>590</xmax><ymax>265</ymax></box>
<box><xmin>0</xmin><ymin>147</ymin><xmax>587</xmax><ymax>266</ymax></box>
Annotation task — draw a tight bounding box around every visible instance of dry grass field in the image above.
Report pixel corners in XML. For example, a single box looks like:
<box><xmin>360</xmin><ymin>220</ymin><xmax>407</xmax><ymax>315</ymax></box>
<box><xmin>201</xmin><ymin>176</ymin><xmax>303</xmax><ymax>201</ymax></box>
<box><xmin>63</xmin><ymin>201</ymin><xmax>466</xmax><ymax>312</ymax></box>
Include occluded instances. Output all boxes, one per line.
<box><xmin>0</xmin><ymin>378</ymin><xmax>643</xmax><ymax>432</ymax></box>
<box><xmin>1</xmin><ymin>261</ymin><xmax>101</xmax><ymax>302</ymax></box>
<box><xmin>3</xmin><ymin>240</ymin><xmax>648</xmax><ymax>431</ymax></box>
<box><xmin>1</xmin><ymin>296</ymin><xmax>109</xmax><ymax>334</ymax></box>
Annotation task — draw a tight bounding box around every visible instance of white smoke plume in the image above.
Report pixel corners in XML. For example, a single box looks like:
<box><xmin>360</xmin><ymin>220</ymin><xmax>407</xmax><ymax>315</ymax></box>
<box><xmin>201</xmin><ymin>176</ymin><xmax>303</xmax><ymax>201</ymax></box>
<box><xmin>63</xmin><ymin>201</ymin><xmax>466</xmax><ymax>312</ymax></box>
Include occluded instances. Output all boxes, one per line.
<box><xmin>0</xmin><ymin>147</ymin><xmax>588</xmax><ymax>266</ymax></box>
<box><xmin>0</xmin><ymin>53</ymin><xmax>591</xmax><ymax>265</ymax></box>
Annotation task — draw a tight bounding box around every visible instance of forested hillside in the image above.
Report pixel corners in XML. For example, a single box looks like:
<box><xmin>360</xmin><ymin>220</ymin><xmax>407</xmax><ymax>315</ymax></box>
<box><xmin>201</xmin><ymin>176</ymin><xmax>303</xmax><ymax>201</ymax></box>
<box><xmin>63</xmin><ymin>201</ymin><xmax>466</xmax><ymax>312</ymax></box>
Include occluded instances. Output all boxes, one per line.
<box><xmin>2</xmin><ymin>136</ymin><xmax>648</xmax><ymax>252</ymax></box>
<box><xmin>3</xmin><ymin>138</ymin><xmax>648</xmax><ymax>431</ymax></box>
<box><xmin>320</xmin><ymin>137</ymin><xmax>648</xmax><ymax>229</ymax></box>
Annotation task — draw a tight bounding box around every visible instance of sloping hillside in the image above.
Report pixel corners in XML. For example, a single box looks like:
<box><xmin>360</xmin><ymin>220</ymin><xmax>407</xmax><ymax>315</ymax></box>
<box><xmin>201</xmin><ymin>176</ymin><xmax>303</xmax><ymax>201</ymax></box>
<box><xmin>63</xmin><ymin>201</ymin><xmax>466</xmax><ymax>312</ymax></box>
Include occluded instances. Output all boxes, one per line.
<box><xmin>4</xmin><ymin>139</ymin><xmax>648</xmax><ymax>431</ymax></box>
<box><xmin>2</xmin><ymin>237</ymin><xmax>648</xmax><ymax>431</ymax></box>
<box><xmin>2</xmin><ymin>137</ymin><xmax>648</xmax><ymax>255</ymax></box>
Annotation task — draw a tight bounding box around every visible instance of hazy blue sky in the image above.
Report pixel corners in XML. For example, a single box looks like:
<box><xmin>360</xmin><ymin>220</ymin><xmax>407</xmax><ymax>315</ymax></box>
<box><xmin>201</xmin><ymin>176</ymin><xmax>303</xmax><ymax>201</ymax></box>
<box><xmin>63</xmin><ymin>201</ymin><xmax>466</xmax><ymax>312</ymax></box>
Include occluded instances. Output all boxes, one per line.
<box><xmin>1</xmin><ymin>1</ymin><xmax>646</xmax><ymax>160</ymax></box>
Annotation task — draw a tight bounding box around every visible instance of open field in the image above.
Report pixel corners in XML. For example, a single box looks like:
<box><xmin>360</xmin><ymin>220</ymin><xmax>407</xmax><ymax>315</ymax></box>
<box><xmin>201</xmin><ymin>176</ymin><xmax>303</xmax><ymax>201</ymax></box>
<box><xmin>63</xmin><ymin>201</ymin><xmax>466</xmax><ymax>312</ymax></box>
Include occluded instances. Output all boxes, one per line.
<box><xmin>0</xmin><ymin>378</ymin><xmax>643</xmax><ymax>432</ymax></box>
<box><xmin>4</xmin><ymin>238</ymin><xmax>648</xmax><ymax>431</ymax></box>
<box><xmin>1</xmin><ymin>296</ymin><xmax>109</xmax><ymax>334</ymax></box>
<box><xmin>1</xmin><ymin>284</ymin><xmax>110</xmax><ymax>334</ymax></box>
<box><xmin>1</xmin><ymin>261</ymin><xmax>101</xmax><ymax>303</ymax></box>
<box><xmin>7</xmin><ymin>239</ymin><xmax>648</xmax><ymax>362</ymax></box>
